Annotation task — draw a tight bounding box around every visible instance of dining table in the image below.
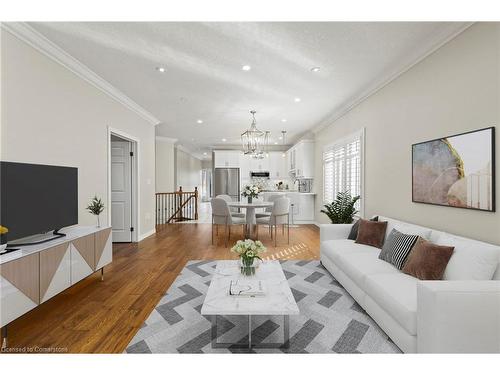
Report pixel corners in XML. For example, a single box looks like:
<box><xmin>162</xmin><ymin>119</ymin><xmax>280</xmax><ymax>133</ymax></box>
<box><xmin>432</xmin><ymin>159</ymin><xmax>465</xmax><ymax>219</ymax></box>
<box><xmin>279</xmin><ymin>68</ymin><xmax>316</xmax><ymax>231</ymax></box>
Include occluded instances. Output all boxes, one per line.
<box><xmin>227</xmin><ymin>201</ymin><xmax>273</xmax><ymax>240</ymax></box>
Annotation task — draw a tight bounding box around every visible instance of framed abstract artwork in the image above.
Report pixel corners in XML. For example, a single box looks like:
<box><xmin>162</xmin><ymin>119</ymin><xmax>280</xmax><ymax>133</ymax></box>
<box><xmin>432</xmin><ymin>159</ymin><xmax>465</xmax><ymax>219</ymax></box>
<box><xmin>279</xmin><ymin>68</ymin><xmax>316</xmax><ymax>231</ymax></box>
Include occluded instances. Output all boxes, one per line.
<box><xmin>412</xmin><ymin>127</ymin><xmax>495</xmax><ymax>212</ymax></box>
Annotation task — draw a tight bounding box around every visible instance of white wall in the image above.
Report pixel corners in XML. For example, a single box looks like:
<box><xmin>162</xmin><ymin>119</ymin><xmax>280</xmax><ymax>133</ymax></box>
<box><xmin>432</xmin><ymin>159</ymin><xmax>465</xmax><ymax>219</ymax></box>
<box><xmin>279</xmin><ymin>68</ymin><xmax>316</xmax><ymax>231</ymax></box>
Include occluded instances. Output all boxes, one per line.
<box><xmin>1</xmin><ymin>30</ymin><xmax>156</xmax><ymax>240</ymax></box>
<box><xmin>155</xmin><ymin>138</ymin><xmax>175</xmax><ymax>192</ymax></box>
<box><xmin>314</xmin><ymin>23</ymin><xmax>500</xmax><ymax>245</ymax></box>
<box><xmin>175</xmin><ymin>148</ymin><xmax>202</xmax><ymax>192</ymax></box>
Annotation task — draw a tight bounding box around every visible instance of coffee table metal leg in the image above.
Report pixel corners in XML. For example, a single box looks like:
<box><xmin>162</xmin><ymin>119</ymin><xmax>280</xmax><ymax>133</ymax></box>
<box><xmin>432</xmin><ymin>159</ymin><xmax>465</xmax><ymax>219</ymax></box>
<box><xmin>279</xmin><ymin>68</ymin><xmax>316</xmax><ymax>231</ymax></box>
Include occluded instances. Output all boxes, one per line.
<box><xmin>248</xmin><ymin>315</ymin><xmax>252</xmax><ymax>349</ymax></box>
<box><xmin>284</xmin><ymin>315</ymin><xmax>290</xmax><ymax>348</ymax></box>
<box><xmin>211</xmin><ymin>315</ymin><xmax>217</xmax><ymax>348</ymax></box>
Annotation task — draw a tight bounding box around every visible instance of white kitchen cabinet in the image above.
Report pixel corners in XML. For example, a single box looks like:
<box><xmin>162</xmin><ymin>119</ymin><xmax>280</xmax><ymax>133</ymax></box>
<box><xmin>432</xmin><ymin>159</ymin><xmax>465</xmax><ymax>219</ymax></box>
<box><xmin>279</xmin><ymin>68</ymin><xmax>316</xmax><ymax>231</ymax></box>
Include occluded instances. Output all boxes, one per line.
<box><xmin>260</xmin><ymin>191</ymin><xmax>315</xmax><ymax>223</ymax></box>
<box><xmin>268</xmin><ymin>152</ymin><xmax>287</xmax><ymax>179</ymax></box>
<box><xmin>214</xmin><ymin>150</ymin><xmax>241</xmax><ymax>168</ymax></box>
<box><xmin>238</xmin><ymin>152</ymin><xmax>251</xmax><ymax>180</ymax></box>
<box><xmin>249</xmin><ymin>155</ymin><xmax>269</xmax><ymax>172</ymax></box>
<box><xmin>287</xmin><ymin>140</ymin><xmax>314</xmax><ymax>178</ymax></box>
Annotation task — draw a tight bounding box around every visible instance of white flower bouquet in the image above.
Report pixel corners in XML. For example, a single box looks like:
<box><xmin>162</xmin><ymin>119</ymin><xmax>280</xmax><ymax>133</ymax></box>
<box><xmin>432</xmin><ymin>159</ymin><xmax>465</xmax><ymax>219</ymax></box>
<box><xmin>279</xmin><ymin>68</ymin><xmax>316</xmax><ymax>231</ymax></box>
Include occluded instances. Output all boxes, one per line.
<box><xmin>241</xmin><ymin>184</ymin><xmax>260</xmax><ymax>202</ymax></box>
<box><xmin>231</xmin><ymin>239</ymin><xmax>266</xmax><ymax>276</ymax></box>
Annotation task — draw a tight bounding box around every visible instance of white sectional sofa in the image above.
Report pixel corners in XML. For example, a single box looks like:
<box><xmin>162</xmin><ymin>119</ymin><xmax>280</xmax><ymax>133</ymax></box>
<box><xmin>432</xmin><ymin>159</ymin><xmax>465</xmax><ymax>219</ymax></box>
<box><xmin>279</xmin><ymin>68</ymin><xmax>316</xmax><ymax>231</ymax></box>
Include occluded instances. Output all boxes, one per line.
<box><xmin>320</xmin><ymin>215</ymin><xmax>500</xmax><ymax>353</ymax></box>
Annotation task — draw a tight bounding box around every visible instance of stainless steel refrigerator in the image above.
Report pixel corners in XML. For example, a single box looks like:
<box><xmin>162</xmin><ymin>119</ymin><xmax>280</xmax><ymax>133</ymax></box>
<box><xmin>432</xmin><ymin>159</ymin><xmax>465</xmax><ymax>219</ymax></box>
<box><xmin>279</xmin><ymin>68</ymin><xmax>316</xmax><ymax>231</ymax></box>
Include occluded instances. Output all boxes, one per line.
<box><xmin>214</xmin><ymin>168</ymin><xmax>240</xmax><ymax>201</ymax></box>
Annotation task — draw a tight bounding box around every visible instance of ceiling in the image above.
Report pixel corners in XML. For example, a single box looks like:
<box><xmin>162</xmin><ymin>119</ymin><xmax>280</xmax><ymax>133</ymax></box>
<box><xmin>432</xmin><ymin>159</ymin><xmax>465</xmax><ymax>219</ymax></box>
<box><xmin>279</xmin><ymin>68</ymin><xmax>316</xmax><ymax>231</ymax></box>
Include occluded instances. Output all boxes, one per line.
<box><xmin>29</xmin><ymin>22</ymin><xmax>469</xmax><ymax>159</ymax></box>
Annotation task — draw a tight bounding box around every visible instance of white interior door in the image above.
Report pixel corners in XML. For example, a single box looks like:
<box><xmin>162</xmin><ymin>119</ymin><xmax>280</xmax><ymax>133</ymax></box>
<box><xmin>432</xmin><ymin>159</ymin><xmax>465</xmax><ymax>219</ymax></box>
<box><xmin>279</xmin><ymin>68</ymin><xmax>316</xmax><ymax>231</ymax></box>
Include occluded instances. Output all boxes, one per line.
<box><xmin>111</xmin><ymin>140</ymin><xmax>132</xmax><ymax>242</ymax></box>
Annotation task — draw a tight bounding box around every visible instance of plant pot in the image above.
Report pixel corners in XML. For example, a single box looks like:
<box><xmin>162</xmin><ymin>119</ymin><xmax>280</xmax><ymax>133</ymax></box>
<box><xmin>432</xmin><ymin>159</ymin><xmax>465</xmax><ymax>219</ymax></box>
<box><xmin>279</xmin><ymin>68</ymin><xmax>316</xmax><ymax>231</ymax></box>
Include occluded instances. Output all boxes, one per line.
<box><xmin>247</xmin><ymin>197</ymin><xmax>253</xmax><ymax>204</ymax></box>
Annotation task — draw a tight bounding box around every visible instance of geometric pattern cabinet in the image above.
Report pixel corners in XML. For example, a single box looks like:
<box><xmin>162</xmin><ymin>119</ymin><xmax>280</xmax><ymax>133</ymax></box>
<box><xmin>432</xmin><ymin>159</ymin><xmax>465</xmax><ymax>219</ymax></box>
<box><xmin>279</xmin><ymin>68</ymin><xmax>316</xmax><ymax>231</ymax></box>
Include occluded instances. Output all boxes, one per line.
<box><xmin>0</xmin><ymin>226</ymin><xmax>112</xmax><ymax>331</ymax></box>
<box><xmin>0</xmin><ymin>253</ymin><xmax>40</xmax><ymax>327</ymax></box>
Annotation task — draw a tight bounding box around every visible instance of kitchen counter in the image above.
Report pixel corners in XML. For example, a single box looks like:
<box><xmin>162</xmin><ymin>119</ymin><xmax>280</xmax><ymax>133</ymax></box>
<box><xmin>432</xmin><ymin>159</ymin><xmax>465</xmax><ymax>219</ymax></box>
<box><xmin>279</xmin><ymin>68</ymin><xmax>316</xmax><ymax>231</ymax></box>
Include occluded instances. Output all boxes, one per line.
<box><xmin>260</xmin><ymin>190</ymin><xmax>316</xmax><ymax>195</ymax></box>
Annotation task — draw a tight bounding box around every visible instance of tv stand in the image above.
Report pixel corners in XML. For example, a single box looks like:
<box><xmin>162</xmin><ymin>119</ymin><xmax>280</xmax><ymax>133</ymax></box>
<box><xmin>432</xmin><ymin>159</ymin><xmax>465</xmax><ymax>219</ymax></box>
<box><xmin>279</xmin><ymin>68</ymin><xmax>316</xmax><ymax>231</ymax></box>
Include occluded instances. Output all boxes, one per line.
<box><xmin>6</xmin><ymin>229</ymin><xmax>67</xmax><ymax>247</ymax></box>
<box><xmin>1</xmin><ymin>225</ymin><xmax>112</xmax><ymax>349</ymax></box>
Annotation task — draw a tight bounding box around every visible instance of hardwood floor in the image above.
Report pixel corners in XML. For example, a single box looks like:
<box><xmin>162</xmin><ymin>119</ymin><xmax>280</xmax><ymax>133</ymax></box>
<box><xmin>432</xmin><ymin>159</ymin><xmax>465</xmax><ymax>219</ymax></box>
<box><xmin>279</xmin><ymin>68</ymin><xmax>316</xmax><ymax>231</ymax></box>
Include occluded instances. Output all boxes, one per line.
<box><xmin>3</xmin><ymin>223</ymin><xmax>319</xmax><ymax>353</ymax></box>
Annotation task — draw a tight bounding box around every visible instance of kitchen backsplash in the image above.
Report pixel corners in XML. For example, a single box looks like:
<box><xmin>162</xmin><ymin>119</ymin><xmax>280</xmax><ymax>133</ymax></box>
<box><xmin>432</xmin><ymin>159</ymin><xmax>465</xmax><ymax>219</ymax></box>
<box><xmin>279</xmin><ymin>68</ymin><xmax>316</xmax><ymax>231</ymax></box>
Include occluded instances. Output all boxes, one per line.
<box><xmin>242</xmin><ymin>177</ymin><xmax>296</xmax><ymax>191</ymax></box>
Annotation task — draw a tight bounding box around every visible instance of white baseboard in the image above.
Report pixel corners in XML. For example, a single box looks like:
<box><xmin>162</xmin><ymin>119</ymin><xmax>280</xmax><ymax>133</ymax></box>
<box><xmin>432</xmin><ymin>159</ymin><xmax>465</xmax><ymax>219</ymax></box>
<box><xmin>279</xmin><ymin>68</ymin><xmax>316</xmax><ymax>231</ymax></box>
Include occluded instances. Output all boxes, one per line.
<box><xmin>138</xmin><ymin>228</ymin><xmax>156</xmax><ymax>242</ymax></box>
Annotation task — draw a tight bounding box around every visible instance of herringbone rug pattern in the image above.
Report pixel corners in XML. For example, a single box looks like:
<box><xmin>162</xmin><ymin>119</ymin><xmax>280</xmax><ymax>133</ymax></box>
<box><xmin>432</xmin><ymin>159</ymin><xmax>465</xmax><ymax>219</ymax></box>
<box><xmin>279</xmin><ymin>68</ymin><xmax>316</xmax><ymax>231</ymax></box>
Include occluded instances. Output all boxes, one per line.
<box><xmin>126</xmin><ymin>260</ymin><xmax>401</xmax><ymax>353</ymax></box>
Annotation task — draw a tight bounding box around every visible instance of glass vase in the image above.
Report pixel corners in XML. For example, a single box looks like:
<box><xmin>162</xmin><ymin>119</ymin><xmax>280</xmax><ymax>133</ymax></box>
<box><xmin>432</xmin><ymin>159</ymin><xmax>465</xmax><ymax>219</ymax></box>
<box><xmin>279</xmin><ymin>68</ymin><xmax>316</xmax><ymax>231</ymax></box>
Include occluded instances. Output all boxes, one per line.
<box><xmin>239</xmin><ymin>257</ymin><xmax>257</xmax><ymax>276</ymax></box>
<box><xmin>247</xmin><ymin>196</ymin><xmax>253</xmax><ymax>204</ymax></box>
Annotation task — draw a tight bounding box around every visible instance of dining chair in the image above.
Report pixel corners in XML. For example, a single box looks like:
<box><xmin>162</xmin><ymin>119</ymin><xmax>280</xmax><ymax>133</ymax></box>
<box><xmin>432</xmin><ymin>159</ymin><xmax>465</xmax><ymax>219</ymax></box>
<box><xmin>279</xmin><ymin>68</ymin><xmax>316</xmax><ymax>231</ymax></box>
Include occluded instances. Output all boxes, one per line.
<box><xmin>211</xmin><ymin>197</ymin><xmax>246</xmax><ymax>247</ymax></box>
<box><xmin>256</xmin><ymin>194</ymin><xmax>282</xmax><ymax>219</ymax></box>
<box><xmin>256</xmin><ymin>196</ymin><xmax>290</xmax><ymax>246</ymax></box>
<box><xmin>215</xmin><ymin>194</ymin><xmax>245</xmax><ymax>218</ymax></box>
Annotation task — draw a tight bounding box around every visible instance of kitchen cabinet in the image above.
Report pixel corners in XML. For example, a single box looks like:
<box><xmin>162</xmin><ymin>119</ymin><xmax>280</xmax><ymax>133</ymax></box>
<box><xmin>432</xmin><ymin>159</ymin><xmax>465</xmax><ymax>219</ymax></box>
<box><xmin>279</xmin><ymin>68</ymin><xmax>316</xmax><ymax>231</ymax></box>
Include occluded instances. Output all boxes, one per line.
<box><xmin>260</xmin><ymin>191</ymin><xmax>315</xmax><ymax>223</ymax></box>
<box><xmin>268</xmin><ymin>152</ymin><xmax>288</xmax><ymax>179</ymax></box>
<box><xmin>238</xmin><ymin>152</ymin><xmax>250</xmax><ymax>180</ymax></box>
<box><xmin>287</xmin><ymin>140</ymin><xmax>314</xmax><ymax>178</ymax></box>
<box><xmin>249</xmin><ymin>155</ymin><xmax>269</xmax><ymax>172</ymax></box>
<box><xmin>214</xmin><ymin>150</ymin><xmax>241</xmax><ymax>168</ymax></box>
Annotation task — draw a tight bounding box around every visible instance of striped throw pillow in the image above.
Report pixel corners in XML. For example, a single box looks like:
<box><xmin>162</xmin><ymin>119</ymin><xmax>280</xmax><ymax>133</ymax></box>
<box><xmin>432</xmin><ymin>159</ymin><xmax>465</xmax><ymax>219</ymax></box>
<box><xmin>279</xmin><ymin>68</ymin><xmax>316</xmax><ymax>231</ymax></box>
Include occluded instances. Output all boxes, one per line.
<box><xmin>378</xmin><ymin>229</ymin><xmax>419</xmax><ymax>269</ymax></box>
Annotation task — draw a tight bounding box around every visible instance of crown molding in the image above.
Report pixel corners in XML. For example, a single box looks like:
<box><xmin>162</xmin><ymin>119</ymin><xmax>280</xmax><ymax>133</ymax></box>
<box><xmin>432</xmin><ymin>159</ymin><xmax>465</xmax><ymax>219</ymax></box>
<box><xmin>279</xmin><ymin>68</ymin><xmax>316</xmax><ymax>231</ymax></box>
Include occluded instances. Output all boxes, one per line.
<box><xmin>312</xmin><ymin>22</ymin><xmax>474</xmax><ymax>134</ymax></box>
<box><xmin>2</xmin><ymin>22</ymin><xmax>161</xmax><ymax>126</ymax></box>
<box><xmin>156</xmin><ymin>136</ymin><xmax>178</xmax><ymax>143</ymax></box>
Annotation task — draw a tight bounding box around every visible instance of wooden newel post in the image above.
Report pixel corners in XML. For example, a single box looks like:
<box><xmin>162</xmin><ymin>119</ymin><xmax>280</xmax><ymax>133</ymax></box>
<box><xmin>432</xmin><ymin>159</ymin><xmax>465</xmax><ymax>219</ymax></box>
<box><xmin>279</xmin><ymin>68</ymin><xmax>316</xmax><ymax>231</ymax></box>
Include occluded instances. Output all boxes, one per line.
<box><xmin>194</xmin><ymin>187</ymin><xmax>199</xmax><ymax>220</ymax></box>
<box><xmin>177</xmin><ymin>186</ymin><xmax>183</xmax><ymax>221</ymax></box>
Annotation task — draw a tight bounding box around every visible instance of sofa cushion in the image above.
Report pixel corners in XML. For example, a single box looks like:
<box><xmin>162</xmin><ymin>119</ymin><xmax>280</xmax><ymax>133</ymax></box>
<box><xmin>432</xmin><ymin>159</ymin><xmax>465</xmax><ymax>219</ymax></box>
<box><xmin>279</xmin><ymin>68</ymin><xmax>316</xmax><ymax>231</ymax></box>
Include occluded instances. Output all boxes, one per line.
<box><xmin>402</xmin><ymin>237</ymin><xmax>454</xmax><ymax>280</ymax></box>
<box><xmin>378</xmin><ymin>216</ymin><xmax>432</xmax><ymax>242</ymax></box>
<box><xmin>378</xmin><ymin>228</ymin><xmax>419</xmax><ymax>269</ymax></box>
<box><xmin>321</xmin><ymin>239</ymin><xmax>377</xmax><ymax>264</ymax></box>
<box><xmin>355</xmin><ymin>219</ymin><xmax>388</xmax><ymax>248</ymax></box>
<box><xmin>364</xmin><ymin>273</ymin><xmax>418</xmax><ymax>335</ymax></box>
<box><xmin>435</xmin><ymin>233</ymin><xmax>499</xmax><ymax>280</ymax></box>
<box><xmin>333</xmin><ymin>250</ymin><xmax>400</xmax><ymax>290</ymax></box>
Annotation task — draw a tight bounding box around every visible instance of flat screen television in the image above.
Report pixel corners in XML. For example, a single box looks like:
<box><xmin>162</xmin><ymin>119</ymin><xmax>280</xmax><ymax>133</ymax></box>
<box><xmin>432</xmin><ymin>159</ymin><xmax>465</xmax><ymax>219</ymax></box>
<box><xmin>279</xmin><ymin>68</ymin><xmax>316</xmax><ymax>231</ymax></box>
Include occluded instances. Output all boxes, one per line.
<box><xmin>0</xmin><ymin>161</ymin><xmax>78</xmax><ymax>243</ymax></box>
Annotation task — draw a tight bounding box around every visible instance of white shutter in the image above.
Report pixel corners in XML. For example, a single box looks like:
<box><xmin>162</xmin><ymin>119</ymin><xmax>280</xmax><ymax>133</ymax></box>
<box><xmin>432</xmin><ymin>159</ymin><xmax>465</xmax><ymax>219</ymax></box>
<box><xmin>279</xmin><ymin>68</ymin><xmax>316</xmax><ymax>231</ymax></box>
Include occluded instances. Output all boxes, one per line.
<box><xmin>323</xmin><ymin>131</ymin><xmax>363</xmax><ymax>213</ymax></box>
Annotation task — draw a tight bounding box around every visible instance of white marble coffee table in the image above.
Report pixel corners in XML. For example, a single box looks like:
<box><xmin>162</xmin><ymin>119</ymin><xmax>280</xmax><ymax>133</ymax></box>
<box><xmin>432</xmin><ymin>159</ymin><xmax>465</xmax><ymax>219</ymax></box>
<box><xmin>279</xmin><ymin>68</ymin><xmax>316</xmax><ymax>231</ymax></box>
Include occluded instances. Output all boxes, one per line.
<box><xmin>201</xmin><ymin>260</ymin><xmax>299</xmax><ymax>350</ymax></box>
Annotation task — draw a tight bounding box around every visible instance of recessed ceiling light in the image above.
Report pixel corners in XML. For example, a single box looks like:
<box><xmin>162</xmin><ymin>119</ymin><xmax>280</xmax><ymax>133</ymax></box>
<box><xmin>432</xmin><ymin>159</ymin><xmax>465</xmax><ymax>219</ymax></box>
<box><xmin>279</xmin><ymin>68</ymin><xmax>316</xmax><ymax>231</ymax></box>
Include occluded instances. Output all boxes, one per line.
<box><xmin>274</xmin><ymin>142</ymin><xmax>278</xmax><ymax>145</ymax></box>
<box><xmin>242</xmin><ymin>65</ymin><xmax>251</xmax><ymax>71</ymax></box>
<box><xmin>203</xmin><ymin>152</ymin><xmax>208</xmax><ymax>156</ymax></box>
<box><xmin>222</xmin><ymin>138</ymin><xmax>227</xmax><ymax>142</ymax></box>
<box><xmin>294</xmin><ymin>97</ymin><xmax>301</xmax><ymax>103</ymax></box>
<box><xmin>311</xmin><ymin>66</ymin><xmax>321</xmax><ymax>72</ymax></box>
<box><xmin>156</xmin><ymin>67</ymin><xmax>166</xmax><ymax>73</ymax></box>
<box><xmin>279</xmin><ymin>136</ymin><xmax>283</xmax><ymax>140</ymax></box>
<box><xmin>196</xmin><ymin>119</ymin><xmax>203</xmax><ymax>124</ymax></box>
<box><xmin>281</xmin><ymin>118</ymin><xmax>287</xmax><ymax>123</ymax></box>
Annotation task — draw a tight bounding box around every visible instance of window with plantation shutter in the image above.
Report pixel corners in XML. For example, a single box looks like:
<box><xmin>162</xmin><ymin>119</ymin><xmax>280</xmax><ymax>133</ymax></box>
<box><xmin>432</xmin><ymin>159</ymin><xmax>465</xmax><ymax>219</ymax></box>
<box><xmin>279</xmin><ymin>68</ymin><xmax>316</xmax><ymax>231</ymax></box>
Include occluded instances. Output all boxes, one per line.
<box><xmin>323</xmin><ymin>130</ymin><xmax>364</xmax><ymax>214</ymax></box>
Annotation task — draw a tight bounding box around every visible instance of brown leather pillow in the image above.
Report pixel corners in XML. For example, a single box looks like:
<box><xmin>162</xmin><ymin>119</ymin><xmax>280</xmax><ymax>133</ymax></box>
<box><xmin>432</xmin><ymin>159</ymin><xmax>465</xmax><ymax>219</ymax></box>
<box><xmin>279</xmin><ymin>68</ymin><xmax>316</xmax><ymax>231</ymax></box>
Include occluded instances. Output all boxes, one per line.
<box><xmin>355</xmin><ymin>219</ymin><xmax>387</xmax><ymax>248</ymax></box>
<box><xmin>402</xmin><ymin>237</ymin><xmax>454</xmax><ymax>280</ymax></box>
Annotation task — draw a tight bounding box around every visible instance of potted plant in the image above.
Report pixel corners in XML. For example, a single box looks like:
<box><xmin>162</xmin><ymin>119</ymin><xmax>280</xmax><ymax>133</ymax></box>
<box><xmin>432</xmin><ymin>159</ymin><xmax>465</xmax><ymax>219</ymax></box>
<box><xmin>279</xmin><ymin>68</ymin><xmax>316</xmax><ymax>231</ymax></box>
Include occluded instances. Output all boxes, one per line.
<box><xmin>242</xmin><ymin>184</ymin><xmax>260</xmax><ymax>203</ymax></box>
<box><xmin>321</xmin><ymin>191</ymin><xmax>360</xmax><ymax>224</ymax></box>
<box><xmin>231</xmin><ymin>239</ymin><xmax>266</xmax><ymax>276</ymax></box>
<box><xmin>0</xmin><ymin>225</ymin><xmax>8</xmax><ymax>253</ymax></box>
<box><xmin>87</xmin><ymin>196</ymin><xmax>105</xmax><ymax>227</ymax></box>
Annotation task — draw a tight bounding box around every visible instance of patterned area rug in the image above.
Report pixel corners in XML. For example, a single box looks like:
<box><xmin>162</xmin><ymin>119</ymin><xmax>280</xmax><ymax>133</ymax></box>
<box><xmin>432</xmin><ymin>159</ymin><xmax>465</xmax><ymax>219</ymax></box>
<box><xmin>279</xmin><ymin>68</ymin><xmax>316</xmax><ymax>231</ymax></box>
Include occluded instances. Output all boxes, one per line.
<box><xmin>126</xmin><ymin>260</ymin><xmax>401</xmax><ymax>354</ymax></box>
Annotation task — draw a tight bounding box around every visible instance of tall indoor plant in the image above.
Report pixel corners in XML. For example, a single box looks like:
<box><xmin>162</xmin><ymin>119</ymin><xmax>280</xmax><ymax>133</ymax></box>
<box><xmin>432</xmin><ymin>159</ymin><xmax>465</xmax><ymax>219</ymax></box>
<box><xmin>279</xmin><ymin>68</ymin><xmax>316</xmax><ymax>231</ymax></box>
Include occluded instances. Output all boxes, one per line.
<box><xmin>321</xmin><ymin>191</ymin><xmax>360</xmax><ymax>224</ymax></box>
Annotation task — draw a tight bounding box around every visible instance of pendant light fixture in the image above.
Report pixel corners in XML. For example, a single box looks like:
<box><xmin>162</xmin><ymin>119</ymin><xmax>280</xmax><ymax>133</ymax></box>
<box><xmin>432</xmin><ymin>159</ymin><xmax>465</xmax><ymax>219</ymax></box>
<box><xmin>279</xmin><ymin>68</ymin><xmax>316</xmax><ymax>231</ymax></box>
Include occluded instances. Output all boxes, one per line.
<box><xmin>241</xmin><ymin>110</ymin><xmax>269</xmax><ymax>157</ymax></box>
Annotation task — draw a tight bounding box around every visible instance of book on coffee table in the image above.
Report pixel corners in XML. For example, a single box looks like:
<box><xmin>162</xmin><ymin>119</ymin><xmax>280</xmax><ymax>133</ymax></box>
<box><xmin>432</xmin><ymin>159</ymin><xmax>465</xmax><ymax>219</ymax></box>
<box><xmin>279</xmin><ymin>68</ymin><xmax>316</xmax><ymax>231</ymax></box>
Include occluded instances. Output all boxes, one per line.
<box><xmin>229</xmin><ymin>279</ymin><xmax>266</xmax><ymax>297</ymax></box>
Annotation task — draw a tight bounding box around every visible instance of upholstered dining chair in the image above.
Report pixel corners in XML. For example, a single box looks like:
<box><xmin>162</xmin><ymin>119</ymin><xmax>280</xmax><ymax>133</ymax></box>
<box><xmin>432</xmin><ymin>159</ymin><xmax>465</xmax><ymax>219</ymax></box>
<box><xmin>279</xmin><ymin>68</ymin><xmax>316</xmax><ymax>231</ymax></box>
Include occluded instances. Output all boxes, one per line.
<box><xmin>256</xmin><ymin>194</ymin><xmax>282</xmax><ymax>219</ymax></box>
<box><xmin>256</xmin><ymin>196</ymin><xmax>290</xmax><ymax>246</ymax></box>
<box><xmin>215</xmin><ymin>194</ymin><xmax>245</xmax><ymax>218</ymax></box>
<box><xmin>211</xmin><ymin>197</ymin><xmax>246</xmax><ymax>247</ymax></box>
